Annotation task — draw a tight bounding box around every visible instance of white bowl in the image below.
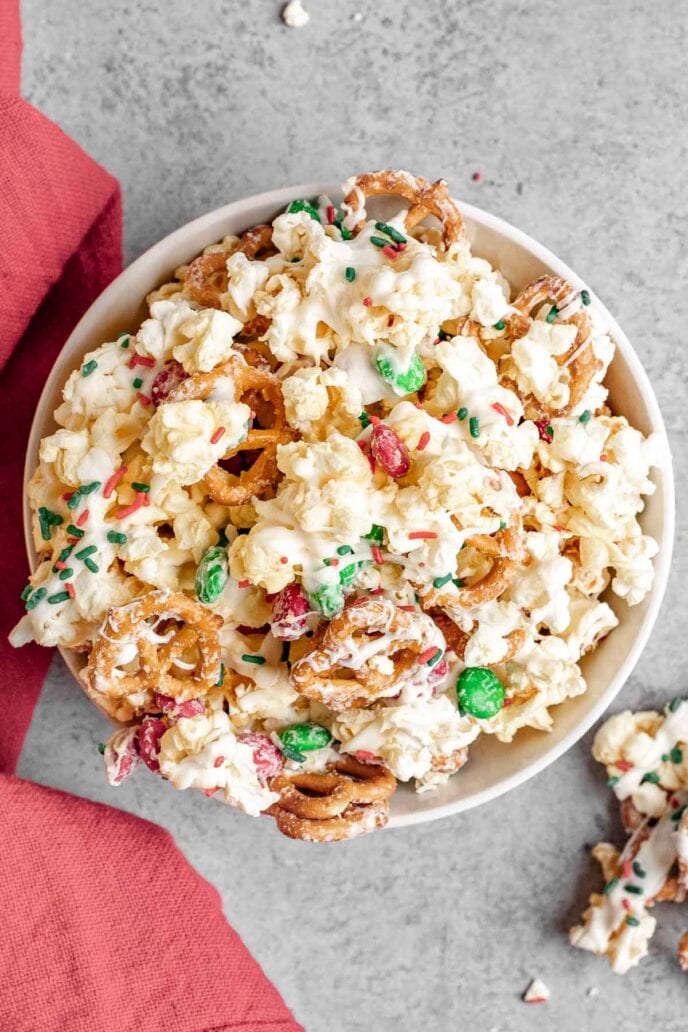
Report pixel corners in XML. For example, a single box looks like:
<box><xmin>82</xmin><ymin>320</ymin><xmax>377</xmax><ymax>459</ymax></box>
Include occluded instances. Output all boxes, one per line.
<box><xmin>24</xmin><ymin>182</ymin><xmax>675</xmax><ymax>828</ymax></box>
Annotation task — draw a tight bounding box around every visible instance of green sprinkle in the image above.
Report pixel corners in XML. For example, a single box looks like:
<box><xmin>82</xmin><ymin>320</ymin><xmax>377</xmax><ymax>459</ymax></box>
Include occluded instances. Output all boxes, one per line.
<box><xmin>280</xmin><ymin>641</ymin><xmax>291</xmax><ymax>666</ymax></box>
<box><xmin>626</xmin><ymin>916</ymin><xmax>641</xmax><ymax>927</ymax></box>
<box><xmin>437</xmin><ymin>329</ymin><xmax>451</xmax><ymax>341</ymax></box>
<box><xmin>499</xmin><ymin>521</ymin><xmax>507</xmax><ymax>530</ymax></box>
<box><xmin>493</xmin><ymin>320</ymin><xmax>506</xmax><ymax>331</ymax></box>
<box><xmin>602</xmin><ymin>877</ymin><xmax>619</xmax><ymax>896</ymax></box>
<box><xmin>83</xmin><ymin>558</ymin><xmax>99</xmax><ymax>573</ymax></box>
<box><xmin>580</xmin><ymin>289</ymin><xmax>591</xmax><ymax>306</ymax></box>
<box><xmin>370</xmin><ymin>235</ymin><xmax>389</xmax><ymax>248</ymax></box>
<box><xmin>374</xmin><ymin>221</ymin><xmax>406</xmax><ymax>245</ymax></box>
<box><xmin>641</xmin><ymin>771</ymin><xmax>660</xmax><ymax>784</ymax></box>
<box><xmin>671</xmin><ymin>805</ymin><xmax>687</xmax><ymax>822</ymax></box>
<box><xmin>131</xmin><ymin>482</ymin><xmax>150</xmax><ymax>493</ymax></box>
<box><xmin>119</xmin><ymin>335</ymin><xmax>130</xmax><ymax>348</ymax></box>
<box><xmin>281</xmin><ymin>744</ymin><xmax>306</xmax><ymax>763</ymax></box>
<box><xmin>358</xmin><ymin>411</ymin><xmax>371</xmax><ymax>429</ymax></box>
<box><xmin>97</xmin><ymin>742</ymin><xmax>106</xmax><ymax>755</ymax></box>
<box><xmin>364</xmin><ymin>524</ymin><xmax>384</xmax><ymax>544</ymax></box>
<box><xmin>217</xmin><ymin>526</ymin><xmax>229</xmax><ymax>548</ymax></box>
<box><xmin>426</xmin><ymin>649</ymin><xmax>444</xmax><ymax>668</ymax></box>
<box><xmin>38</xmin><ymin>507</ymin><xmax>62</xmax><ymax>541</ymax></box>
<box><xmin>47</xmin><ymin>590</ymin><xmax>71</xmax><ymax>605</ymax></box>
<box><xmin>545</xmin><ymin>425</ymin><xmax>554</xmax><ymax>438</ymax></box>
<box><xmin>671</xmin><ymin>747</ymin><xmax>684</xmax><ymax>765</ymax></box>
<box><xmin>66</xmin><ymin>525</ymin><xmax>85</xmax><ymax>538</ymax></box>
<box><xmin>669</xmin><ymin>698</ymin><xmax>683</xmax><ymax>713</ymax></box>
<box><xmin>469</xmin><ymin>416</ymin><xmax>480</xmax><ymax>438</ymax></box>
<box><xmin>242</xmin><ymin>654</ymin><xmax>266</xmax><ymax>665</ymax></box>
<box><xmin>66</xmin><ymin>491</ymin><xmax>81</xmax><ymax>510</ymax></box>
<box><xmin>345</xmin><ymin>267</ymin><xmax>356</xmax><ymax>282</ymax></box>
<box><xmin>75</xmin><ymin>545</ymin><xmax>97</xmax><ymax>560</ymax></box>
<box><xmin>107</xmin><ymin>531</ymin><xmax>128</xmax><ymax>544</ymax></box>
<box><xmin>607</xmin><ymin>775</ymin><xmax>620</xmax><ymax>787</ymax></box>
<box><xmin>632</xmin><ymin>861</ymin><xmax>646</xmax><ymax>878</ymax></box>
<box><xmin>20</xmin><ymin>584</ymin><xmax>33</xmax><ymax>601</ymax></box>
<box><xmin>433</xmin><ymin>573</ymin><xmax>453</xmax><ymax>589</ymax></box>
<box><xmin>290</xmin><ymin>256</ymin><xmax>301</xmax><ymax>263</ymax></box>
<box><xmin>624</xmin><ymin>884</ymin><xmax>643</xmax><ymax>895</ymax></box>
<box><xmin>286</xmin><ymin>199</ymin><xmax>321</xmax><ymax>222</ymax></box>
<box><xmin>578</xmin><ymin>409</ymin><xmax>592</xmax><ymax>424</ymax></box>
<box><xmin>546</xmin><ymin>305</ymin><xmax>559</xmax><ymax>323</ymax></box>
<box><xmin>662</xmin><ymin>753</ymin><xmax>670</xmax><ymax>762</ymax></box>
<box><xmin>132</xmin><ymin>377</ymin><xmax>143</xmax><ymax>389</ymax></box>
<box><xmin>214</xmin><ymin>663</ymin><xmax>225</xmax><ymax>688</ymax></box>
<box><xmin>57</xmin><ymin>545</ymin><xmax>74</xmax><ymax>563</ymax></box>
<box><xmin>457</xmin><ymin>407</ymin><xmax>468</xmax><ymax>421</ymax></box>
<box><xmin>337</xmin><ymin>545</ymin><xmax>354</xmax><ymax>556</ymax></box>
<box><xmin>80</xmin><ymin>481</ymin><xmax>101</xmax><ymax>496</ymax></box>
<box><xmin>81</xmin><ymin>360</ymin><xmax>98</xmax><ymax>377</ymax></box>
<box><xmin>452</xmin><ymin>578</ymin><xmax>465</xmax><ymax>589</ymax></box>
<box><xmin>58</xmin><ymin>568</ymin><xmax>74</xmax><ymax>581</ymax></box>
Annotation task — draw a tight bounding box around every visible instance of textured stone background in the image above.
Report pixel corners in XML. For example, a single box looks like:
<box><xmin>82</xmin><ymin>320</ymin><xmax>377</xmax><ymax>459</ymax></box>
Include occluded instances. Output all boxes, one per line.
<box><xmin>18</xmin><ymin>0</ymin><xmax>687</xmax><ymax>1028</ymax></box>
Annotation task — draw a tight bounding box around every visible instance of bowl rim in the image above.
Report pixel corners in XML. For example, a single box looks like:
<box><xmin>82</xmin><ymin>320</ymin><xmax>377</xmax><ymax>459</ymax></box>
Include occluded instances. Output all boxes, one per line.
<box><xmin>23</xmin><ymin>181</ymin><xmax>676</xmax><ymax>828</ymax></box>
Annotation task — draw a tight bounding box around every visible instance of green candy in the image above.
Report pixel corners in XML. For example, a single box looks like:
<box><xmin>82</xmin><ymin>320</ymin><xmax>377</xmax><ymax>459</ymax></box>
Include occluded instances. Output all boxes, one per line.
<box><xmin>195</xmin><ymin>545</ymin><xmax>229</xmax><ymax>604</ymax></box>
<box><xmin>279</xmin><ymin>723</ymin><xmax>332</xmax><ymax>754</ymax></box>
<box><xmin>374</xmin><ymin>347</ymin><xmax>426</xmax><ymax>396</ymax></box>
<box><xmin>364</xmin><ymin>524</ymin><xmax>384</xmax><ymax>544</ymax></box>
<box><xmin>457</xmin><ymin>667</ymin><xmax>505</xmax><ymax>719</ymax></box>
<box><xmin>309</xmin><ymin>582</ymin><xmax>345</xmax><ymax>618</ymax></box>
<box><xmin>286</xmin><ymin>199</ymin><xmax>321</xmax><ymax>223</ymax></box>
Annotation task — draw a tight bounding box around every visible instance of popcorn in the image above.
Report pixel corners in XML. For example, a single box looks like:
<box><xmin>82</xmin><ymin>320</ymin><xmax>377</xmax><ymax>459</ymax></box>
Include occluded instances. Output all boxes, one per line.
<box><xmin>172</xmin><ymin>308</ymin><xmax>243</xmax><ymax>373</ymax></box>
<box><xmin>141</xmin><ymin>398</ymin><xmax>250</xmax><ymax>485</ymax></box>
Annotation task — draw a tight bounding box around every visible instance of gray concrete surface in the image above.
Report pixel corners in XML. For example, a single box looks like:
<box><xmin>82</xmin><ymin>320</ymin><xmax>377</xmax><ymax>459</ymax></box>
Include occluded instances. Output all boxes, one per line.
<box><xmin>18</xmin><ymin>0</ymin><xmax>688</xmax><ymax>1029</ymax></box>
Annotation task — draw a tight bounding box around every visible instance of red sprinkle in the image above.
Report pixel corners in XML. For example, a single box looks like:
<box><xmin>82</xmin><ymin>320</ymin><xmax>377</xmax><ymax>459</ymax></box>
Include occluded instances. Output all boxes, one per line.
<box><xmin>372</xmin><ymin>546</ymin><xmax>384</xmax><ymax>565</ymax></box>
<box><xmin>553</xmin><ymin>524</ymin><xmax>567</xmax><ymax>532</ymax></box>
<box><xmin>354</xmin><ymin>750</ymin><xmax>381</xmax><ymax>764</ymax></box>
<box><xmin>279</xmin><ymin>556</ymin><xmax>289</xmax><ymax>565</ymax></box>
<box><xmin>368</xmin><ymin>414</ymin><xmax>381</xmax><ymax>425</ymax></box>
<box><xmin>622</xmin><ymin>860</ymin><xmax>632</xmax><ymax>879</ymax></box>
<box><xmin>622</xmin><ymin>899</ymin><xmax>631</xmax><ymax>912</ymax></box>
<box><xmin>382</xmin><ymin>245</ymin><xmax>399</xmax><ymax>260</ymax></box>
<box><xmin>395</xmin><ymin>242</ymin><xmax>406</xmax><ymax>252</ymax></box>
<box><xmin>441</xmin><ymin>412</ymin><xmax>457</xmax><ymax>424</ymax></box>
<box><xmin>363</xmin><ymin>296</ymin><xmax>372</xmax><ymax>307</ymax></box>
<box><xmin>408</xmin><ymin>531</ymin><xmax>437</xmax><ymax>540</ymax></box>
<box><xmin>491</xmin><ymin>402</ymin><xmax>514</xmax><ymax>427</ymax></box>
<box><xmin>65</xmin><ymin>583</ymin><xmax>76</xmax><ymax>598</ymax></box>
<box><xmin>472</xmin><ymin>171</ymin><xmax>481</xmax><ymax>182</ymax></box>
<box><xmin>616</xmin><ymin>759</ymin><xmax>633</xmax><ymax>772</ymax></box>
<box><xmin>671</xmin><ymin>797</ymin><xmax>680</xmax><ymax>809</ymax></box>
<box><xmin>214</xmin><ymin>756</ymin><xmax>225</xmax><ymax>768</ymax></box>
<box><xmin>398</xmin><ymin>605</ymin><xmax>416</xmax><ymax>612</ymax></box>
<box><xmin>103</xmin><ymin>465</ymin><xmax>128</xmax><ymax>499</ymax></box>
<box><xmin>210</xmin><ymin>426</ymin><xmax>226</xmax><ymax>445</ymax></box>
<box><xmin>368</xmin><ymin>588</ymin><xmax>384</xmax><ymax>596</ymax></box>
<box><xmin>600</xmin><ymin>453</ymin><xmax>608</xmax><ymax>462</ymax></box>
<box><xmin>76</xmin><ymin>509</ymin><xmax>90</xmax><ymax>527</ymax></box>
<box><xmin>328</xmin><ymin>558</ymin><xmax>339</xmax><ymax>567</ymax></box>
<box><xmin>237</xmin><ymin>580</ymin><xmax>252</xmax><ymax>588</ymax></box>
<box><xmin>503</xmin><ymin>698</ymin><xmax>513</xmax><ymax>707</ymax></box>
<box><xmin>204</xmin><ymin>788</ymin><xmax>219</xmax><ymax>798</ymax></box>
<box><xmin>417</xmin><ymin>431</ymin><xmax>431</xmax><ymax>451</ymax></box>
<box><xmin>114</xmin><ymin>493</ymin><xmax>148</xmax><ymax>520</ymax></box>
<box><xmin>128</xmin><ymin>353</ymin><xmax>155</xmax><ymax>369</ymax></box>
<box><xmin>418</xmin><ymin>646</ymin><xmax>441</xmax><ymax>664</ymax></box>
<box><xmin>136</xmin><ymin>391</ymin><xmax>152</xmax><ymax>406</ymax></box>
<box><xmin>349</xmin><ymin>597</ymin><xmax>368</xmax><ymax>607</ymax></box>
<box><xmin>55</xmin><ymin>561</ymin><xmax>66</xmax><ymax>571</ymax></box>
<box><xmin>62</xmin><ymin>492</ymin><xmax>74</xmax><ymax>501</ymax></box>
<box><xmin>67</xmin><ymin>537</ymin><xmax>79</xmax><ymax>545</ymax></box>
<box><xmin>326</xmin><ymin>205</ymin><xmax>336</xmax><ymax>224</ymax></box>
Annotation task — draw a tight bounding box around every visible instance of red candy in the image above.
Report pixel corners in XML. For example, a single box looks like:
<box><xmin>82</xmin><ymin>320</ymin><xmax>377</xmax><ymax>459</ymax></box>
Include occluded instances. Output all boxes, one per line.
<box><xmin>370</xmin><ymin>424</ymin><xmax>410</xmax><ymax>478</ymax></box>
<box><xmin>154</xmin><ymin>693</ymin><xmax>205</xmax><ymax>719</ymax></box>
<box><xmin>270</xmin><ymin>582</ymin><xmax>311</xmax><ymax>640</ymax></box>
<box><xmin>138</xmin><ymin>716</ymin><xmax>167</xmax><ymax>773</ymax></box>
<box><xmin>150</xmin><ymin>360</ymin><xmax>188</xmax><ymax>405</ymax></box>
<box><xmin>237</xmin><ymin>732</ymin><xmax>283</xmax><ymax>781</ymax></box>
<box><xmin>103</xmin><ymin>727</ymin><xmax>140</xmax><ymax>786</ymax></box>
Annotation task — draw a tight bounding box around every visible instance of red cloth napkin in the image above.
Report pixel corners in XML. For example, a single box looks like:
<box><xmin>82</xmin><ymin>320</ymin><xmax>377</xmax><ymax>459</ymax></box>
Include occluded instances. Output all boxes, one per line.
<box><xmin>0</xmin><ymin>5</ymin><xmax>302</xmax><ymax>1030</ymax></box>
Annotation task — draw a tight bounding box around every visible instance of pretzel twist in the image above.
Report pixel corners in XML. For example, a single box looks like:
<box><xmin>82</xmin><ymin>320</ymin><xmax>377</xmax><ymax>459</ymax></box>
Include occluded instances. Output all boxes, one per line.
<box><xmin>183</xmin><ymin>224</ymin><xmax>275</xmax><ymax>310</ymax></box>
<box><xmin>167</xmin><ymin>352</ymin><xmax>293</xmax><ymax>505</ymax></box>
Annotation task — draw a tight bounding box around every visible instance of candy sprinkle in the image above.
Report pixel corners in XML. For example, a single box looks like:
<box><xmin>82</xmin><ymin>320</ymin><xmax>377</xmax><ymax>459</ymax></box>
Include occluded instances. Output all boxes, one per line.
<box><xmin>107</xmin><ymin>531</ymin><xmax>128</xmax><ymax>544</ymax></box>
<box><xmin>242</xmin><ymin>654</ymin><xmax>266</xmax><ymax>665</ymax></box>
<box><xmin>602</xmin><ymin>877</ymin><xmax>619</xmax><ymax>896</ymax></box>
<box><xmin>457</xmin><ymin>407</ymin><xmax>468</xmax><ymax>421</ymax></box>
<box><xmin>47</xmin><ymin>590</ymin><xmax>71</xmax><ymax>605</ymax></box>
<box><xmin>469</xmin><ymin>416</ymin><xmax>481</xmax><ymax>438</ymax></box>
<box><xmin>491</xmin><ymin>402</ymin><xmax>514</xmax><ymax>427</ymax></box>
<box><xmin>580</xmin><ymin>289</ymin><xmax>591</xmax><ymax>306</ymax></box>
<box><xmin>83</xmin><ymin>558</ymin><xmax>99</xmax><ymax>574</ymax></box>
<box><xmin>372</xmin><ymin>546</ymin><xmax>384</xmax><ymax>565</ymax></box>
<box><xmin>471</xmin><ymin>172</ymin><xmax>481</xmax><ymax>182</ymax></box>
<box><xmin>641</xmin><ymin>771</ymin><xmax>661</xmax><ymax>784</ymax></box>
<box><xmin>626</xmin><ymin>916</ymin><xmax>641</xmax><ymax>927</ymax></box>
<box><xmin>25</xmin><ymin>587</ymin><xmax>47</xmax><ymax>610</ymax></box>
<box><xmin>370</xmin><ymin>235</ymin><xmax>389</xmax><ymax>248</ymax></box>
<box><xmin>76</xmin><ymin>509</ymin><xmax>90</xmax><ymax>527</ymax></box>
<box><xmin>417</xmin><ymin>431</ymin><xmax>431</xmax><ymax>451</ymax></box>
<box><xmin>81</xmin><ymin>360</ymin><xmax>98</xmax><ymax>377</ymax></box>
<box><xmin>66</xmin><ymin>583</ymin><xmax>76</xmax><ymax>598</ymax></box>
<box><xmin>66</xmin><ymin>524</ymin><xmax>85</xmax><ymax>538</ymax></box>
<box><xmin>632</xmin><ymin>861</ymin><xmax>647</xmax><ymax>878</ymax></box>
<box><xmin>128</xmin><ymin>353</ymin><xmax>156</xmax><ymax>369</ymax></box>
<box><xmin>441</xmin><ymin>412</ymin><xmax>457</xmax><ymax>424</ymax></box>
<box><xmin>578</xmin><ymin>409</ymin><xmax>592</xmax><ymax>424</ymax></box>
<box><xmin>669</xmin><ymin>698</ymin><xmax>683</xmax><ymax>713</ymax></box>
<box><xmin>97</xmin><ymin>742</ymin><xmax>106</xmax><ymax>754</ymax></box>
<box><xmin>418</xmin><ymin>646</ymin><xmax>441</xmax><ymax>665</ymax></box>
<box><xmin>345</xmin><ymin>266</ymin><xmax>356</xmax><ymax>282</ymax></box>
<box><xmin>624</xmin><ymin>884</ymin><xmax>643</xmax><ymax>895</ymax></box>
<box><xmin>75</xmin><ymin>545</ymin><xmax>97</xmax><ymax>560</ymax></box>
<box><xmin>136</xmin><ymin>392</ymin><xmax>152</xmax><ymax>406</ymax></box>
<box><xmin>408</xmin><ymin>531</ymin><xmax>437</xmax><ymax>540</ymax></box>
<box><xmin>20</xmin><ymin>584</ymin><xmax>33</xmax><ymax>601</ymax></box>
<box><xmin>493</xmin><ymin>320</ymin><xmax>506</xmax><ymax>331</ymax></box>
<box><xmin>103</xmin><ymin>465</ymin><xmax>127</xmax><ymax>499</ymax></box>
<box><xmin>363</xmin><ymin>296</ymin><xmax>372</xmax><ymax>307</ymax></box>
<box><xmin>671</xmin><ymin>746</ymin><xmax>683</xmax><ymax>764</ymax></box>
<box><xmin>210</xmin><ymin>427</ymin><xmax>226</xmax><ymax>445</ymax></box>
<box><xmin>132</xmin><ymin>377</ymin><xmax>143</xmax><ymax>389</ymax></box>
<box><xmin>58</xmin><ymin>568</ymin><xmax>73</xmax><ymax>581</ymax></box>
<box><xmin>215</xmin><ymin>663</ymin><xmax>225</xmax><ymax>687</ymax></box>
<box><xmin>131</xmin><ymin>482</ymin><xmax>150</xmax><ymax>493</ymax></box>
<box><xmin>358</xmin><ymin>411</ymin><xmax>371</xmax><ymax>429</ymax></box>
<box><xmin>374</xmin><ymin>221</ymin><xmax>406</xmax><ymax>245</ymax></box>
<box><xmin>546</xmin><ymin>306</ymin><xmax>559</xmax><ymax>324</ymax></box>
<box><xmin>432</xmin><ymin>573</ymin><xmax>453</xmax><ymax>589</ymax></box>
<box><xmin>382</xmin><ymin>245</ymin><xmax>399</xmax><ymax>260</ymax></box>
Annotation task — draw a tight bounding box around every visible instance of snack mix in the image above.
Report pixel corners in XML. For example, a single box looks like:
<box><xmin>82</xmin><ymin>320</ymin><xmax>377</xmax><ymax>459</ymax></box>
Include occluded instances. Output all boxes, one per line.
<box><xmin>571</xmin><ymin>700</ymin><xmax>688</xmax><ymax>972</ymax></box>
<box><xmin>11</xmin><ymin>171</ymin><xmax>660</xmax><ymax>842</ymax></box>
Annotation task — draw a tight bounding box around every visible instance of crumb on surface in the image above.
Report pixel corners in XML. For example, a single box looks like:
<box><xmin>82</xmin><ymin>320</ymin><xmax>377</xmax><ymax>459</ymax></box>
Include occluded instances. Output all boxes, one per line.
<box><xmin>282</xmin><ymin>0</ymin><xmax>310</xmax><ymax>28</ymax></box>
<box><xmin>522</xmin><ymin>977</ymin><xmax>550</xmax><ymax>1004</ymax></box>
